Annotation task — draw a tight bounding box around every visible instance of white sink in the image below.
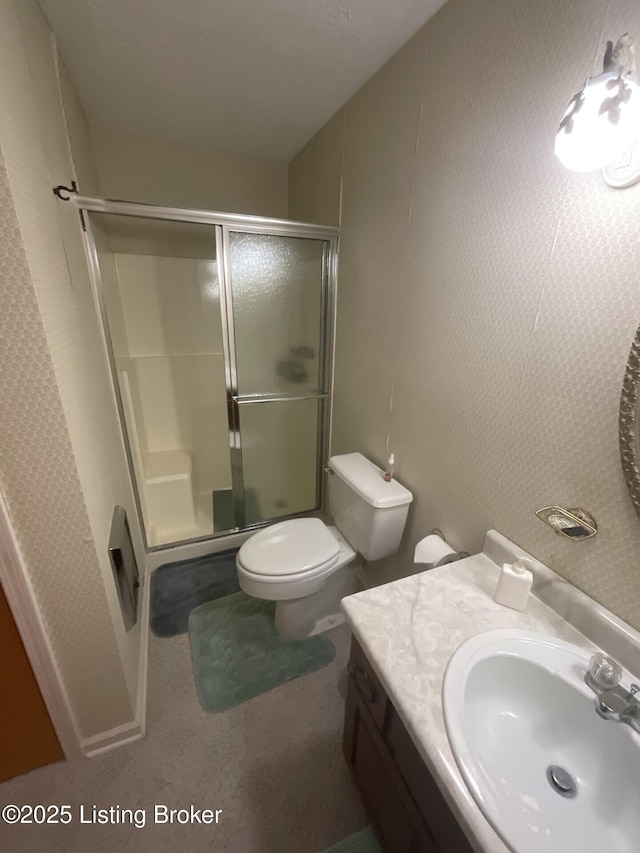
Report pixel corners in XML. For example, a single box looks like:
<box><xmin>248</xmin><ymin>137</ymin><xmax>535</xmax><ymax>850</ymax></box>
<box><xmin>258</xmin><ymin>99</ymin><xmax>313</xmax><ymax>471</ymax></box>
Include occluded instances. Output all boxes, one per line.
<box><xmin>443</xmin><ymin>629</ymin><xmax>640</xmax><ymax>853</ymax></box>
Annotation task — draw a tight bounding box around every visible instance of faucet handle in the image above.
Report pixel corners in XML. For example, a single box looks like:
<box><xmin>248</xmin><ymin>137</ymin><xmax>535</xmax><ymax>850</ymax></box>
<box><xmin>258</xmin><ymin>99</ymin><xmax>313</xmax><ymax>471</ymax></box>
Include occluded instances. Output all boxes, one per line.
<box><xmin>630</xmin><ymin>684</ymin><xmax>639</xmax><ymax>697</ymax></box>
<box><xmin>586</xmin><ymin>652</ymin><xmax>622</xmax><ymax>692</ymax></box>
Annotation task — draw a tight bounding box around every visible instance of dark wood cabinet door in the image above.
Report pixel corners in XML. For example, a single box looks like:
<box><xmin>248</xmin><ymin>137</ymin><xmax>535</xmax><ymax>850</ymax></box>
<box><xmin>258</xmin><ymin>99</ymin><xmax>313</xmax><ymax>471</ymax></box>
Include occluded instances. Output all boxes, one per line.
<box><xmin>347</xmin><ymin>698</ymin><xmax>416</xmax><ymax>852</ymax></box>
<box><xmin>385</xmin><ymin>705</ymin><xmax>473</xmax><ymax>853</ymax></box>
<box><xmin>344</xmin><ymin>676</ymin><xmax>438</xmax><ymax>853</ymax></box>
<box><xmin>343</xmin><ymin>638</ymin><xmax>474</xmax><ymax>853</ymax></box>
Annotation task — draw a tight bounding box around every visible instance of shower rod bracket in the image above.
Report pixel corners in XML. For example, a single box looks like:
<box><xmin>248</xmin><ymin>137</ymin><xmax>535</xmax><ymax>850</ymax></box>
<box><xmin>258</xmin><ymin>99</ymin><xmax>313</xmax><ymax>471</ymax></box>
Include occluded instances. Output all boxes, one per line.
<box><xmin>52</xmin><ymin>181</ymin><xmax>78</xmax><ymax>201</ymax></box>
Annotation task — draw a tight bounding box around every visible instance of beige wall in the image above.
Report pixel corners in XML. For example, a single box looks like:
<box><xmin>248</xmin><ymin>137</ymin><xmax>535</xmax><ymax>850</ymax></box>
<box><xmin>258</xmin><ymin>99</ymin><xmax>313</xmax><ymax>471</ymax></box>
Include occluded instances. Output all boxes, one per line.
<box><xmin>0</xmin><ymin>0</ymin><xmax>144</xmax><ymax>740</ymax></box>
<box><xmin>57</xmin><ymin>59</ymin><xmax>101</xmax><ymax>196</ymax></box>
<box><xmin>290</xmin><ymin>0</ymin><xmax>640</xmax><ymax>630</ymax></box>
<box><xmin>289</xmin><ymin>110</ymin><xmax>344</xmax><ymax>226</ymax></box>
<box><xmin>92</xmin><ymin>126</ymin><xmax>288</xmax><ymax>217</ymax></box>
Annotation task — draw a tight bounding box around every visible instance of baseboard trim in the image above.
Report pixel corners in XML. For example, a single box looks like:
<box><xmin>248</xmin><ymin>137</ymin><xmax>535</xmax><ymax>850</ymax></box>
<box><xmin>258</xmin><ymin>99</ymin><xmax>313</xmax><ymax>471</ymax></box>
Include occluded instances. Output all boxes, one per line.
<box><xmin>81</xmin><ymin>566</ymin><xmax>150</xmax><ymax>758</ymax></box>
<box><xmin>81</xmin><ymin>720</ymin><xmax>144</xmax><ymax>757</ymax></box>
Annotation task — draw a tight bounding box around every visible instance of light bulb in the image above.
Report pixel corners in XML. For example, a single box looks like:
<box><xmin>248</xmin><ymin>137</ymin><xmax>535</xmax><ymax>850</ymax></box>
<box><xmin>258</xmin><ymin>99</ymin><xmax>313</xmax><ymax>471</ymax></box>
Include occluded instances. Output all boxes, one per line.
<box><xmin>555</xmin><ymin>72</ymin><xmax>640</xmax><ymax>171</ymax></box>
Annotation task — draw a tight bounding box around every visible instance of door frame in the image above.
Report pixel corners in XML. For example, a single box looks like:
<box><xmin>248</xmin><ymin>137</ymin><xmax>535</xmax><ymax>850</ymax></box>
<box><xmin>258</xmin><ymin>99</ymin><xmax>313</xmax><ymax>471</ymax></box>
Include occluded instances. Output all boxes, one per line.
<box><xmin>77</xmin><ymin>196</ymin><xmax>338</xmax><ymax>552</ymax></box>
<box><xmin>0</xmin><ymin>491</ymin><xmax>81</xmax><ymax>759</ymax></box>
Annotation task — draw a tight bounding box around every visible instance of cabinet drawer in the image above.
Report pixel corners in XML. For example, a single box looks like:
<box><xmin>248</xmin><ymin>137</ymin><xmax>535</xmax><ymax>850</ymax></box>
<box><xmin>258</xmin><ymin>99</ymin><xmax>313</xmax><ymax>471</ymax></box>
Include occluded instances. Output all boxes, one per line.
<box><xmin>348</xmin><ymin>638</ymin><xmax>389</xmax><ymax>731</ymax></box>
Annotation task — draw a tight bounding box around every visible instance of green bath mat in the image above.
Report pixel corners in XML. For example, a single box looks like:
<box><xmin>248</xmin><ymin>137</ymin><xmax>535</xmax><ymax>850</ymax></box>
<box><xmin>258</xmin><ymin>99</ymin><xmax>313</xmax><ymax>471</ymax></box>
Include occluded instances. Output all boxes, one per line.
<box><xmin>321</xmin><ymin>826</ymin><xmax>383</xmax><ymax>853</ymax></box>
<box><xmin>188</xmin><ymin>592</ymin><xmax>336</xmax><ymax>712</ymax></box>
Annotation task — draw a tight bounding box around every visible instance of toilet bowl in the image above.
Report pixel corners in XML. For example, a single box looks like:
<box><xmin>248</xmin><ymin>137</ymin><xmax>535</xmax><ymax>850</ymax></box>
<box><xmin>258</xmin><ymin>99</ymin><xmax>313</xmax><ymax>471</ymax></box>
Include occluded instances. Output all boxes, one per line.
<box><xmin>237</xmin><ymin>518</ymin><xmax>356</xmax><ymax>638</ymax></box>
<box><xmin>236</xmin><ymin>452</ymin><xmax>413</xmax><ymax>639</ymax></box>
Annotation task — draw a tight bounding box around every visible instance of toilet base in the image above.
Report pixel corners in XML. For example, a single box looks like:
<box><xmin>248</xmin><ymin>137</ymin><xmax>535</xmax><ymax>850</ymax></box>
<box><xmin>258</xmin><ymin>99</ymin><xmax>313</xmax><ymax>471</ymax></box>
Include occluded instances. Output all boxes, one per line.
<box><xmin>274</xmin><ymin>559</ymin><xmax>358</xmax><ymax>640</ymax></box>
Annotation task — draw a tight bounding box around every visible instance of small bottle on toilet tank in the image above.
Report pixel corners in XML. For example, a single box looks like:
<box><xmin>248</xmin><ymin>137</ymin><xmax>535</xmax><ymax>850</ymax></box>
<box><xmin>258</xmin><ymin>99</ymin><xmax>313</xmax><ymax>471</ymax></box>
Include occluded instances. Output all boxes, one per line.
<box><xmin>493</xmin><ymin>560</ymin><xmax>533</xmax><ymax>611</ymax></box>
<box><xmin>383</xmin><ymin>453</ymin><xmax>395</xmax><ymax>482</ymax></box>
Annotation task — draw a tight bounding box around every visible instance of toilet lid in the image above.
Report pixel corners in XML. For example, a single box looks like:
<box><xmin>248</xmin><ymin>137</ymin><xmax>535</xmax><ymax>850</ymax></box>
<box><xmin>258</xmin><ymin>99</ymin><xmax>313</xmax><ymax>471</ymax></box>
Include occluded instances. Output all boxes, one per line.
<box><xmin>238</xmin><ymin>518</ymin><xmax>340</xmax><ymax>577</ymax></box>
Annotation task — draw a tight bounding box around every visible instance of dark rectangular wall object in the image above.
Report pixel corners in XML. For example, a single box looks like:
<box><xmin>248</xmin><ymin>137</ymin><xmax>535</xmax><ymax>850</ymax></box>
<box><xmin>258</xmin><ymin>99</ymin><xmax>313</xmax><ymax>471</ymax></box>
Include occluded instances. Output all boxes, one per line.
<box><xmin>108</xmin><ymin>506</ymin><xmax>140</xmax><ymax>631</ymax></box>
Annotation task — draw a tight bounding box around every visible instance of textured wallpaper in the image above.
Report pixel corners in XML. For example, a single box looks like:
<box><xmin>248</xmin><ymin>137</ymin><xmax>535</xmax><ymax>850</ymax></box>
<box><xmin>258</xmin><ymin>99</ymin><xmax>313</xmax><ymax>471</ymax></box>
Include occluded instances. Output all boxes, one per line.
<box><xmin>0</xmin><ymin>0</ymin><xmax>138</xmax><ymax>738</ymax></box>
<box><xmin>290</xmin><ymin>0</ymin><xmax>640</xmax><ymax>629</ymax></box>
<box><xmin>0</xmin><ymin>153</ymin><xmax>133</xmax><ymax>736</ymax></box>
<box><xmin>289</xmin><ymin>110</ymin><xmax>344</xmax><ymax>227</ymax></box>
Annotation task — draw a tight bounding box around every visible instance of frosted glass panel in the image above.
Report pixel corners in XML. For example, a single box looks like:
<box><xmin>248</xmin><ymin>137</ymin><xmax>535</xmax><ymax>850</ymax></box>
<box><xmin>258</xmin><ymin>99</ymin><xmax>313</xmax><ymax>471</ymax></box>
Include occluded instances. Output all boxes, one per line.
<box><xmin>229</xmin><ymin>233</ymin><xmax>326</xmax><ymax>395</ymax></box>
<box><xmin>239</xmin><ymin>399</ymin><xmax>320</xmax><ymax>525</ymax></box>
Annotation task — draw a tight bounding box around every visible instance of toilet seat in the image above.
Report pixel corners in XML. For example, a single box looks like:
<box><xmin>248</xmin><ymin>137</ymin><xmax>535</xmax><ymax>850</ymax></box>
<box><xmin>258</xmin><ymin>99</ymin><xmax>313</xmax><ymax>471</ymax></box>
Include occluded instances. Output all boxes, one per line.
<box><xmin>237</xmin><ymin>551</ymin><xmax>340</xmax><ymax>585</ymax></box>
<box><xmin>236</xmin><ymin>519</ymin><xmax>357</xmax><ymax>613</ymax></box>
<box><xmin>237</xmin><ymin>517</ymin><xmax>340</xmax><ymax>580</ymax></box>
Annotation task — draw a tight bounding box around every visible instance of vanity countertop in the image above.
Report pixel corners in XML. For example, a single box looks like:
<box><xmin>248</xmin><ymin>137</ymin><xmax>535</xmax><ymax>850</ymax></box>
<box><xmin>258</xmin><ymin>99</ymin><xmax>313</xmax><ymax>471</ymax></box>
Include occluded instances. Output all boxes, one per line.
<box><xmin>340</xmin><ymin>530</ymin><xmax>640</xmax><ymax>853</ymax></box>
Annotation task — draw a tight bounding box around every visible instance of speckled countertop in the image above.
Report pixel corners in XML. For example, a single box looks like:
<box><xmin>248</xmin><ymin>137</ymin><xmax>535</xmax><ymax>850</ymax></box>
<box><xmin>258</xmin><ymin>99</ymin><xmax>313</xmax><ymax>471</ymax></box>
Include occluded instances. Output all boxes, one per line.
<box><xmin>341</xmin><ymin>529</ymin><xmax>640</xmax><ymax>853</ymax></box>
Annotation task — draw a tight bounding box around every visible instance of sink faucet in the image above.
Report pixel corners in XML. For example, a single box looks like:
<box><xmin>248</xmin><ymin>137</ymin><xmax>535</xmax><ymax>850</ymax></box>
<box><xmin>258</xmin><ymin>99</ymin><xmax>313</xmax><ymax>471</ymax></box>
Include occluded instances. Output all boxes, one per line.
<box><xmin>620</xmin><ymin>692</ymin><xmax>640</xmax><ymax>733</ymax></box>
<box><xmin>595</xmin><ymin>683</ymin><xmax>640</xmax><ymax>729</ymax></box>
<box><xmin>585</xmin><ymin>653</ymin><xmax>640</xmax><ymax>733</ymax></box>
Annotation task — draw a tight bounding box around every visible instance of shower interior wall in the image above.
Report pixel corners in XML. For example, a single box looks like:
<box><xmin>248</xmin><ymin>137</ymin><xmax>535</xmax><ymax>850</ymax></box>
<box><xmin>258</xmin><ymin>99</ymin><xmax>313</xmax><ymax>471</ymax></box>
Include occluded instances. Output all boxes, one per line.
<box><xmin>94</xmin><ymin>217</ymin><xmax>232</xmax><ymax>547</ymax></box>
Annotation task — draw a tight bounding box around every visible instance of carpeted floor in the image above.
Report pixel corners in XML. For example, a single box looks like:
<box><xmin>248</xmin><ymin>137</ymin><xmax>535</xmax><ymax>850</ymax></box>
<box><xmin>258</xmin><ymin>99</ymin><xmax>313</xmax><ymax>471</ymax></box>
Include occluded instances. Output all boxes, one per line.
<box><xmin>0</xmin><ymin>624</ymin><xmax>367</xmax><ymax>852</ymax></box>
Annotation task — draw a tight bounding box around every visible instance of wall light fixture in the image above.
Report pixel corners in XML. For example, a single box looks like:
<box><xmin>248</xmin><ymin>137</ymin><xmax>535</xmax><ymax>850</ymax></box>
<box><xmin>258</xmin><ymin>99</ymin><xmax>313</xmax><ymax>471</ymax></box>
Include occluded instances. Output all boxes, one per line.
<box><xmin>555</xmin><ymin>33</ymin><xmax>640</xmax><ymax>185</ymax></box>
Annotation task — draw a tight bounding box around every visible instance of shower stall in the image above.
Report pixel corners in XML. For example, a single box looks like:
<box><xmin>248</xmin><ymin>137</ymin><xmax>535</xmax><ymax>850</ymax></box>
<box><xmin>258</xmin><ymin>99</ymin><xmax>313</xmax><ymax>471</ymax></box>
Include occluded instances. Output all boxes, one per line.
<box><xmin>80</xmin><ymin>198</ymin><xmax>337</xmax><ymax>551</ymax></box>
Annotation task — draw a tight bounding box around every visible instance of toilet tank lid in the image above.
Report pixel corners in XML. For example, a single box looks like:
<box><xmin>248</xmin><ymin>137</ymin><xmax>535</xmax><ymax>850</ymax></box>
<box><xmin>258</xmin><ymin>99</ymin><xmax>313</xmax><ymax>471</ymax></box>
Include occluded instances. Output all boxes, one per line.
<box><xmin>329</xmin><ymin>453</ymin><xmax>413</xmax><ymax>509</ymax></box>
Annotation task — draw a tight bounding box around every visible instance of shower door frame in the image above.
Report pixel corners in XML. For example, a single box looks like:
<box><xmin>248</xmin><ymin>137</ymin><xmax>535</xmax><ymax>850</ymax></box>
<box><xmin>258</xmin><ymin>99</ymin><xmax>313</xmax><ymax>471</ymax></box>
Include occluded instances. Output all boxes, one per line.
<box><xmin>78</xmin><ymin>196</ymin><xmax>338</xmax><ymax>552</ymax></box>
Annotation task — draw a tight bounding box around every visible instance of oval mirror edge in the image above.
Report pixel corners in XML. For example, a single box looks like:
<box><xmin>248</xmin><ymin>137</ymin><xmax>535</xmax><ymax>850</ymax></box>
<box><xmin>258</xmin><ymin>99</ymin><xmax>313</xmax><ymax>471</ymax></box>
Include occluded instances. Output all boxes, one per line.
<box><xmin>619</xmin><ymin>324</ymin><xmax>640</xmax><ymax>518</ymax></box>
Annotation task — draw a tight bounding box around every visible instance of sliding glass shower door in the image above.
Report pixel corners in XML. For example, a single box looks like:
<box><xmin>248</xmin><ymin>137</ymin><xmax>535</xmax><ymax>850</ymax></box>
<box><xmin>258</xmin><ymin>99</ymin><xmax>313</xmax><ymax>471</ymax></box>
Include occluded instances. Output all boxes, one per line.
<box><xmin>223</xmin><ymin>231</ymin><xmax>330</xmax><ymax>528</ymax></box>
<box><xmin>86</xmin><ymin>212</ymin><xmax>232</xmax><ymax>547</ymax></box>
<box><xmin>83</xmin><ymin>204</ymin><xmax>335</xmax><ymax>550</ymax></box>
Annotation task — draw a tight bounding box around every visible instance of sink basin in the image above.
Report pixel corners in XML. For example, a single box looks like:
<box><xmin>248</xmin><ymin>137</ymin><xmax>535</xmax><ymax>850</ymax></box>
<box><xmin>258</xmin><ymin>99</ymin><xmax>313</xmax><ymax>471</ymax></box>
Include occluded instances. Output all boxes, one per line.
<box><xmin>443</xmin><ymin>629</ymin><xmax>640</xmax><ymax>853</ymax></box>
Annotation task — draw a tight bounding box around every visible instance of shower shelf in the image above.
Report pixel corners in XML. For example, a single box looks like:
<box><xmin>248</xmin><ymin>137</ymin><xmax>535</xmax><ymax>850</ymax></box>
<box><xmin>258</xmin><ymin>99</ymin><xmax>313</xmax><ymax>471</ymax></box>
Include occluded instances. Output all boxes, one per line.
<box><xmin>144</xmin><ymin>450</ymin><xmax>196</xmax><ymax>532</ymax></box>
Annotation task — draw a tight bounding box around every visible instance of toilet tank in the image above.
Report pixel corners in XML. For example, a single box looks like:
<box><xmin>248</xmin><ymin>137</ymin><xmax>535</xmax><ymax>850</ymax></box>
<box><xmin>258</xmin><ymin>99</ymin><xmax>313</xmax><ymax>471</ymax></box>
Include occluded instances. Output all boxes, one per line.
<box><xmin>328</xmin><ymin>452</ymin><xmax>413</xmax><ymax>561</ymax></box>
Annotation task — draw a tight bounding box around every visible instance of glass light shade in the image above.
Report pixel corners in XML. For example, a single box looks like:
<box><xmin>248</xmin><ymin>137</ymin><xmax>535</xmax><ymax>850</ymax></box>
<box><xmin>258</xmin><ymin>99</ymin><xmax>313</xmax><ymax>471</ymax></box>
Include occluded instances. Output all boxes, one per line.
<box><xmin>555</xmin><ymin>72</ymin><xmax>640</xmax><ymax>171</ymax></box>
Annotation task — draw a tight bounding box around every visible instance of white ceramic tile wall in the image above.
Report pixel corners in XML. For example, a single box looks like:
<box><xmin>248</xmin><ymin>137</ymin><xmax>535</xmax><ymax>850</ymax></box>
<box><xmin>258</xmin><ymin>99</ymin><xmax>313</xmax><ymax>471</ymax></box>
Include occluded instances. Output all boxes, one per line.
<box><xmin>92</xmin><ymin>126</ymin><xmax>289</xmax><ymax>217</ymax></box>
<box><xmin>0</xmin><ymin>0</ymin><xmax>141</xmax><ymax>737</ymax></box>
<box><xmin>290</xmin><ymin>0</ymin><xmax>640</xmax><ymax>629</ymax></box>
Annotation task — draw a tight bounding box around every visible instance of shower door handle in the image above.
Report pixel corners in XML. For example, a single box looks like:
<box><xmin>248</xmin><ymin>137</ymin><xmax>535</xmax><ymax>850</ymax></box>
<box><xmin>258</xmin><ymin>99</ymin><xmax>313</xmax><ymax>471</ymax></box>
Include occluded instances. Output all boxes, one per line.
<box><xmin>234</xmin><ymin>393</ymin><xmax>329</xmax><ymax>405</ymax></box>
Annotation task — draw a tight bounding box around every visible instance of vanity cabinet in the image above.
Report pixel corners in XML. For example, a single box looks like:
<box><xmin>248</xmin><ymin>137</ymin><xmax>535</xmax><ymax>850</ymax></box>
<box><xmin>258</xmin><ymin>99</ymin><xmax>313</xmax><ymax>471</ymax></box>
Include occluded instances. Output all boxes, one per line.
<box><xmin>343</xmin><ymin>638</ymin><xmax>474</xmax><ymax>853</ymax></box>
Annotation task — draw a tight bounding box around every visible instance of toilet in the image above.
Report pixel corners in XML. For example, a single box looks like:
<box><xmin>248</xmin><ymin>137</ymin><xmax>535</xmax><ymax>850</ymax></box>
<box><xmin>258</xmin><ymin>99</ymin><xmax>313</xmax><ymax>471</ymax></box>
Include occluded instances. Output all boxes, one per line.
<box><xmin>236</xmin><ymin>452</ymin><xmax>413</xmax><ymax>638</ymax></box>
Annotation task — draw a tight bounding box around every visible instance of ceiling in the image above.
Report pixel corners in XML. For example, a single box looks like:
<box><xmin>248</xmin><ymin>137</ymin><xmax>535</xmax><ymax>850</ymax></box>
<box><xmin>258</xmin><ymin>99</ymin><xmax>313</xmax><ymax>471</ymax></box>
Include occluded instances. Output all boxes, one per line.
<box><xmin>37</xmin><ymin>0</ymin><xmax>447</xmax><ymax>162</ymax></box>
